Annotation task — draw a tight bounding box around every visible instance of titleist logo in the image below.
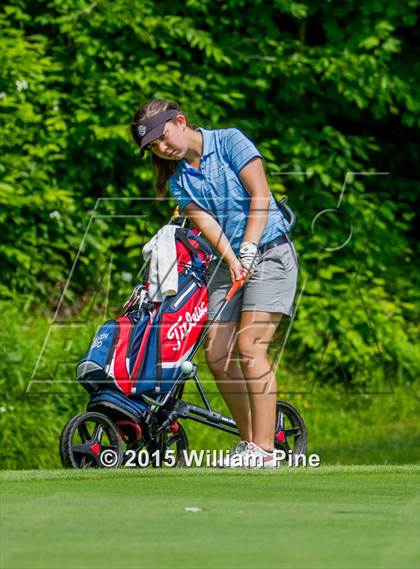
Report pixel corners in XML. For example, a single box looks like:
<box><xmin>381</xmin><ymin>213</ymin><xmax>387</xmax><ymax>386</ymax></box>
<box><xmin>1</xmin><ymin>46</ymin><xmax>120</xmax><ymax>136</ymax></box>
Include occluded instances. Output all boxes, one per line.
<box><xmin>167</xmin><ymin>302</ymin><xmax>207</xmax><ymax>351</ymax></box>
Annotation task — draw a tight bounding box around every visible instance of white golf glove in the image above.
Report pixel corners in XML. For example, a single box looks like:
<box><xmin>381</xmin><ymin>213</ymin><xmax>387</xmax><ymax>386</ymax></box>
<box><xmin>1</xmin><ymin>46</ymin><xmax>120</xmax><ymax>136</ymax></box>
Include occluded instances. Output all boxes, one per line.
<box><xmin>239</xmin><ymin>241</ymin><xmax>260</xmax><ymax>272</ymax></box>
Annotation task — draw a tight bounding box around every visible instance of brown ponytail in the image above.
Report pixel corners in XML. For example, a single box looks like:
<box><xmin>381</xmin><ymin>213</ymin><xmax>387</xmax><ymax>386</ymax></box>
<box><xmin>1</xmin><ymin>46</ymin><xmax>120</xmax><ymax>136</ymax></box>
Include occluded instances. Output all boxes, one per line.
<box><xmin>131</xmin><ymin>99</ymin><xmax>192</xmax><ymax>196</ymax></box>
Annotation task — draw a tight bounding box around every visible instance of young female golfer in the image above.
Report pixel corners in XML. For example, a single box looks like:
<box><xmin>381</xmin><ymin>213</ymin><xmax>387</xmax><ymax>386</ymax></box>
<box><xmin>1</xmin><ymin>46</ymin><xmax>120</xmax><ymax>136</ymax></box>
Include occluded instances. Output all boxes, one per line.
<box><xmin>131</xmin><ymin>99</ymin><xmax>298</xmax><ymax>467</ymax></box>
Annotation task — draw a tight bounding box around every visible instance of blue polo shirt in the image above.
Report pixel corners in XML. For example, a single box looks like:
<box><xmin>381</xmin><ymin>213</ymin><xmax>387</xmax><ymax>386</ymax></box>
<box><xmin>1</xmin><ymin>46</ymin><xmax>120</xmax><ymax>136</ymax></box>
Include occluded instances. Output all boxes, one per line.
<box><xmin>169</xmin><ymin>128</ymin><xmax>291</xmax><ymax>255</ymax></box>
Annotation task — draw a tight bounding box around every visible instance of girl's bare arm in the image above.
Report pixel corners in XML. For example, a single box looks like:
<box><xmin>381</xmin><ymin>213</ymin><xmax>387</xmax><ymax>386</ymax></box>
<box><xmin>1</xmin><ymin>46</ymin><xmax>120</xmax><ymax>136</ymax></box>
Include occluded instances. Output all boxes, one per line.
<box><xmin>183</xmin><ymin>203</ymin><xmax>245</xmax><ymax>282</ymax></box>
<box><xmin>239</xmin><ymin>158</ymin><xmax>271</xmax><ymax>245</ymax></box>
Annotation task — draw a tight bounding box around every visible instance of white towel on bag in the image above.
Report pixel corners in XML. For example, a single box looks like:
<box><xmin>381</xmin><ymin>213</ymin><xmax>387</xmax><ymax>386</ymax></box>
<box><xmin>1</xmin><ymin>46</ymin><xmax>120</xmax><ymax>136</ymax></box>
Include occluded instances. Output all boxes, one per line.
<box><xmin>142</xmin><ymin>225</ymin><xmax>179</xmax><ymax>302</ymax></box>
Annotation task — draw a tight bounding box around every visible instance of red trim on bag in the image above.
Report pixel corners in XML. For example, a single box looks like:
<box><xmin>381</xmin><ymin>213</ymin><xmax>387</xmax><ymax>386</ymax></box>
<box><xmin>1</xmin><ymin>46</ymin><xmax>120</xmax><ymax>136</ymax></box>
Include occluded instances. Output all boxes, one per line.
<box><xmin>175</xmin><ymin>233</ymin><xmax>208</xmax><ymax>273</ymax></box>
<box><xmin>113</xmin><ymin>316</ymin><xmax>132</xmax><ymax>395</ymax></box>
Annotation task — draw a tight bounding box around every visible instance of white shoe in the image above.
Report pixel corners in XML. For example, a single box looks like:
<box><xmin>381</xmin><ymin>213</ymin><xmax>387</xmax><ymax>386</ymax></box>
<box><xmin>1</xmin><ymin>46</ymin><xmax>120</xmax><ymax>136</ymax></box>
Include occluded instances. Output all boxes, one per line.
<box><xmin>214</xmin><ymin>440</ymin><xmax>252</xmax><ymax>468</ymax></box>
<box><xmin>243</xmin><ymin>443</ymin><xmax>278</xmax><ymax>468</ymax></box>
<box><xmin>232</xmin><ymin>440</ymin><xmax>252</xmax><ymax>455</ymax></box>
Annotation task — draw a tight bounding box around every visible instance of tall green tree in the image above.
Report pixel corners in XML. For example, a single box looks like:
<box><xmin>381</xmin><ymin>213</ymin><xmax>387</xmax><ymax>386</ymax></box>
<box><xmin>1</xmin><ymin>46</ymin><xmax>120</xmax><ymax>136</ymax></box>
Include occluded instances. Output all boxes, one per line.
<box><xmin>0</xmin><ymin>0</ymin><xmax>418</xmax><ymax>387</ymax></box>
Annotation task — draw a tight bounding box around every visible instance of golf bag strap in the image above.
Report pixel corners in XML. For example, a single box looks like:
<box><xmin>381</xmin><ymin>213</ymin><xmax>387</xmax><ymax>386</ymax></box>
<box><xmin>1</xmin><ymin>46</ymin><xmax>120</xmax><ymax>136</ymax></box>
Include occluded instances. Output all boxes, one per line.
<box><xmin>131</xmin><ymin>315</ymin><xmax>155</xmax><ymax>385</ymax></box>
<box><xmin>175</xmin><ymin>228</ymin><xmax>210</xmax><ymax>256</ymax></box>
<box><xmin>276</xmin><ymin>197</ymin><xmax>296</xmax><ymax>232</ymax></box>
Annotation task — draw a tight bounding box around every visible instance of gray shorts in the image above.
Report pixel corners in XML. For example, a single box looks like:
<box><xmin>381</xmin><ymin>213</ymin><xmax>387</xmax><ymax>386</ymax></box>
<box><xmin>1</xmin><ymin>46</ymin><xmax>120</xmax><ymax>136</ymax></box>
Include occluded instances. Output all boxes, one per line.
<box><xmin>206</xmin><ymin>242</ymin><xmax>298</xmax><ymax>322</ymax></box>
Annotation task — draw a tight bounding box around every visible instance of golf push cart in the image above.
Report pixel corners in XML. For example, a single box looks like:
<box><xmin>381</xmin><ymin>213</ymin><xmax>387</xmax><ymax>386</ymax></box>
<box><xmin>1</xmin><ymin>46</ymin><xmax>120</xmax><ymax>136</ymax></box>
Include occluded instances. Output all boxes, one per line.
<box><xmin>60</xmin><ymin>203</ymin><xmax>307</xmax><ymax>468</ymax></box>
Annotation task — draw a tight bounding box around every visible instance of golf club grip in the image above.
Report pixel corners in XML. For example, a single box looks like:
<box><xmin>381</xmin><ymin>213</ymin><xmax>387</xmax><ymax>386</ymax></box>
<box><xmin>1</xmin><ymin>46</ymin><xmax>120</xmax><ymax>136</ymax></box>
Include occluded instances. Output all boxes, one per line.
<box><xmin>225</xmin><ymin>277</ymin><xmax>245</xmax><ymax>301</ymax></box>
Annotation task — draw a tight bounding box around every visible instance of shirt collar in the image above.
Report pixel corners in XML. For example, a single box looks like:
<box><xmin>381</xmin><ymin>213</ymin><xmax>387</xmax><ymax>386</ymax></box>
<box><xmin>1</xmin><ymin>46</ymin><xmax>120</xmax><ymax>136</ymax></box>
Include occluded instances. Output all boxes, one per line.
<box><xmin>196</xmin><ymin>128</ymin><xmax>216</xmax><ymax>158</ymax></box>
<box><xmin>177</xmin><ymin>127</ymin><xmax>216</xmax><ymax>172</ymax></box>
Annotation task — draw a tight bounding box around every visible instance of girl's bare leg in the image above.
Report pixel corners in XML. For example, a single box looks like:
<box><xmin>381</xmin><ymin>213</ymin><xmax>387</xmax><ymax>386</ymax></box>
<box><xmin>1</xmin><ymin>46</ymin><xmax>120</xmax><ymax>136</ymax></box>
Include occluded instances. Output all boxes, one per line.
<box><xmin>205</xmin><ymin>321</ymin><xmax>252</xmax><ymax>441</ymax></box>
<box><xmin>236</xmin><ymin>311</ymin><xmax>282</xmax><ymax>451</ymax></box>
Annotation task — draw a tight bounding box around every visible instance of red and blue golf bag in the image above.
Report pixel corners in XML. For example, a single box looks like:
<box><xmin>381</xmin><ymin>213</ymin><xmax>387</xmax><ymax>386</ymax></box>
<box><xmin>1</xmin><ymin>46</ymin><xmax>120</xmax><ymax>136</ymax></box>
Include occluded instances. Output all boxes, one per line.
<box><xmin>77</xmin><ymin>228</ymin><xmax>213</xmax><ymax>397</ymax></box>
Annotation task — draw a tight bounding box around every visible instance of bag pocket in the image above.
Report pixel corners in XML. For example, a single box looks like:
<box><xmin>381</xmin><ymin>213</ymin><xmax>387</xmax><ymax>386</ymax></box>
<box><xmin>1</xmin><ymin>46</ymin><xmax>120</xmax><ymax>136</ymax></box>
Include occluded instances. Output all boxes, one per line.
<box><xmin>77</xmin><ymin>320</ymin><xmax>120</xmax><ymax>395</ymax></box>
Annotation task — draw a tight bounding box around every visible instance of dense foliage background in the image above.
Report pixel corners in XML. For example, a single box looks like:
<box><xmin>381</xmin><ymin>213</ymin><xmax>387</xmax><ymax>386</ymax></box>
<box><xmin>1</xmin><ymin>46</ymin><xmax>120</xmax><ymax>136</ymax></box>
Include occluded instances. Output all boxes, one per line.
<box><xmin>0</xmin><ymin>0</ymin><xmax>418</xmax><ymax>467</ymax></box>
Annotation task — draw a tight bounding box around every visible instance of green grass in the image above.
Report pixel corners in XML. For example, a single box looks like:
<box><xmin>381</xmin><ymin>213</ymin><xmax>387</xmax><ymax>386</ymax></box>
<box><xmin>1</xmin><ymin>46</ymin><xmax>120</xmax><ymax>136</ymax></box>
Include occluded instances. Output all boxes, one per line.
<box><xmin>1</xmin><ymin>466</ymin><xmax>419</xmax><ymax>569</ymax></box>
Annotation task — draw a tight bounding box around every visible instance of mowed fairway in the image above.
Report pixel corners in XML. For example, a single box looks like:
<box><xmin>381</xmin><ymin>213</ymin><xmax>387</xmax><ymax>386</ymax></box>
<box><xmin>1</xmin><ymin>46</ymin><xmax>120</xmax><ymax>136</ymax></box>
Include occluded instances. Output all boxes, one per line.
<box><xmin>1</xmin><ymin>466</ymin><xmax>418</xmax><ymax>569</ymax></box>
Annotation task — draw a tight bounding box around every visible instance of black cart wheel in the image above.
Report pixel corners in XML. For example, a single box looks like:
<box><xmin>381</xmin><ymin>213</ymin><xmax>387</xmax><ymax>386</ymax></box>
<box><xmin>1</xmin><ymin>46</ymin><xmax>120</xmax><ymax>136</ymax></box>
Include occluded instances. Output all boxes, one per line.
<box><xmin>275</xmin><ymin>401</ymin><xmax>307</xmax><ymax>458</ymax></box>
<box><xmin>120</xmin><ymin>421</ymin><xmax>189</xmax><ymax>468</ymax></box>
<box><xmin>60</xmin><ymin>412</ymin><xmax>123</xmax><ymax>469</ymax></box>
<box><xmin>153</xmin><ymin>422</ymin><xmax>189</xmax><ymax>468</ymax></box>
